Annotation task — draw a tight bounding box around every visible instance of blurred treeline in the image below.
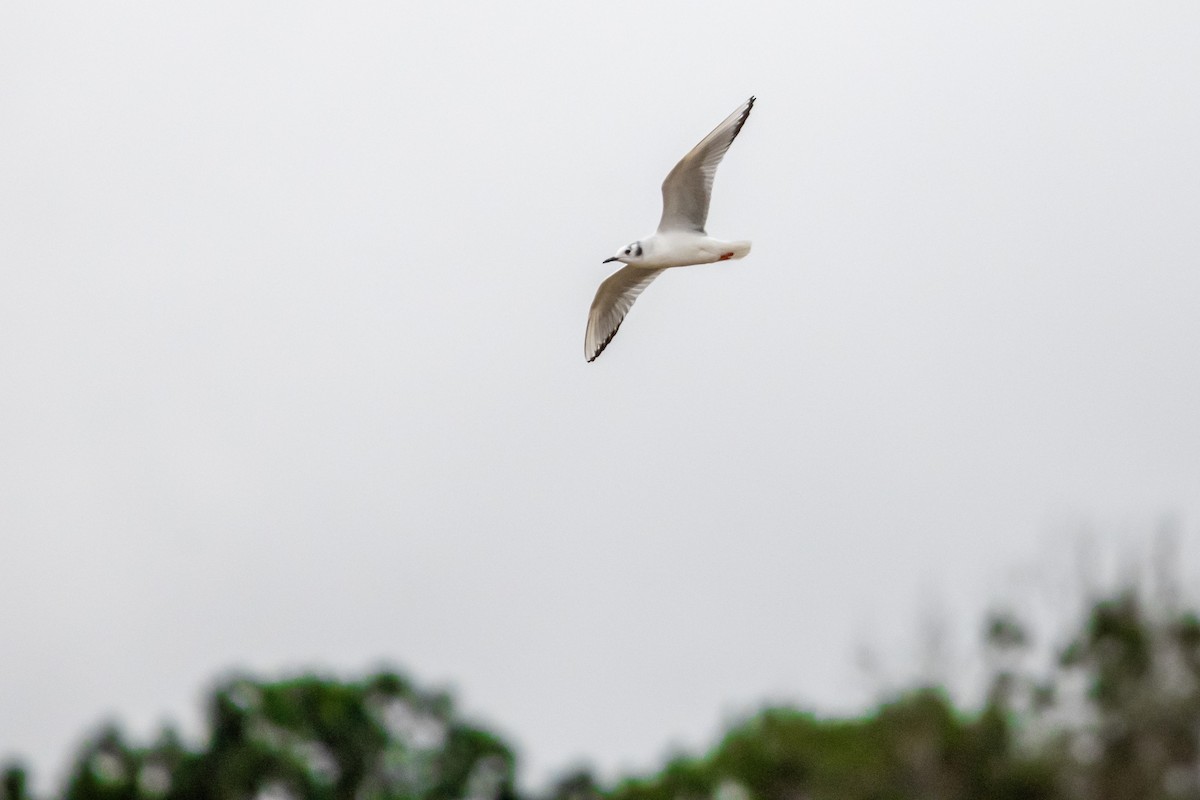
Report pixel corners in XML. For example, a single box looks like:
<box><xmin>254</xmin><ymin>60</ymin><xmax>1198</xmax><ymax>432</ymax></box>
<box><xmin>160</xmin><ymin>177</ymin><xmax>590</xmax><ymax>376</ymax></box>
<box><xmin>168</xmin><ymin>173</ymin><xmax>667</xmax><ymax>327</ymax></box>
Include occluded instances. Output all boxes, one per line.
<box><xmin>5</xmin><ymin>580</ymin><xmax>1200</xmax><ymax>800</ymax></box>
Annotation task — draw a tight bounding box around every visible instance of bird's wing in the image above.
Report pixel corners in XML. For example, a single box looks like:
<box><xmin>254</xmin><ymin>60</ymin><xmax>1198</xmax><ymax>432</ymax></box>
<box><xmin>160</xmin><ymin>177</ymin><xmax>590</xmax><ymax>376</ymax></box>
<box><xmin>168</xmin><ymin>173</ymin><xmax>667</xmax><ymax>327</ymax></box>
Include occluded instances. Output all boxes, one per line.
<box><xmin>585</xmin><ymin>266</ymin><xmax>667</xmax><ymax>362</ymax></box>
<box><xmin>657</xmin><ymin>96</ymin><xmax>755</xmax><ymax>234</ymax></box>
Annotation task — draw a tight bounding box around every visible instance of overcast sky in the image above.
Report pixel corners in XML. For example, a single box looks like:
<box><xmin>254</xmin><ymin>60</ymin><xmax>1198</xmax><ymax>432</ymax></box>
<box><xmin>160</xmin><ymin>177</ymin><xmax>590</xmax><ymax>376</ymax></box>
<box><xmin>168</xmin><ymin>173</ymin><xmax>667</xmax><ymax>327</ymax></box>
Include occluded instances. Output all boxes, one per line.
<box><xmin>3</xmin><ymin>0</ymin><xmax>1200</xmax><ymax>791</ymax></box>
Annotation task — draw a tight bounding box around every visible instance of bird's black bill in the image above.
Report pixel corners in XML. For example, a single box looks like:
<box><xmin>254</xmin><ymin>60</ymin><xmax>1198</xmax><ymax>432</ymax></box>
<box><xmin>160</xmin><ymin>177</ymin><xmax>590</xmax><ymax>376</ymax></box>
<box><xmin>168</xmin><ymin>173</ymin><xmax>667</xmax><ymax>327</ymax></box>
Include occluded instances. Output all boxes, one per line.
<box><xmin>602</xmin><ymin>257</ymin><xmax>619</xmax><ymax>263</ymax></box>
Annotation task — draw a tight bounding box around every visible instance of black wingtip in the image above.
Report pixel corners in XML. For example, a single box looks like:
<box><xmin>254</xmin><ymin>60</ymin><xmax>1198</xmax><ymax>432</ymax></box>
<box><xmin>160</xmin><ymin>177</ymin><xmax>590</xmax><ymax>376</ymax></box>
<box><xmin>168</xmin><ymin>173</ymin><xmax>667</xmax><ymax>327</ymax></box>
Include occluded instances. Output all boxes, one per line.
<box><xmin>728</xmin><ymin>96</ymin><xmax>755</xmax><ymax>144</ymax></box>
<box><xmin>585</xmin><ymin>321</ymin><xmax>623</xmax><ymax>362</ymax></box>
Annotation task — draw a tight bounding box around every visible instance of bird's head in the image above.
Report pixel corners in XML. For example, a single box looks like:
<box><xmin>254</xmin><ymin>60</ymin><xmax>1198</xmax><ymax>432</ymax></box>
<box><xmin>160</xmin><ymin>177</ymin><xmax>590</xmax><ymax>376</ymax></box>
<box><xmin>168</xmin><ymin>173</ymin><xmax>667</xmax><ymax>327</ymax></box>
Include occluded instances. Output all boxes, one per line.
<box><xmin>603</xmin><ymin>241</ymin><xmax>644</xmax><ymax>265</ymax></box>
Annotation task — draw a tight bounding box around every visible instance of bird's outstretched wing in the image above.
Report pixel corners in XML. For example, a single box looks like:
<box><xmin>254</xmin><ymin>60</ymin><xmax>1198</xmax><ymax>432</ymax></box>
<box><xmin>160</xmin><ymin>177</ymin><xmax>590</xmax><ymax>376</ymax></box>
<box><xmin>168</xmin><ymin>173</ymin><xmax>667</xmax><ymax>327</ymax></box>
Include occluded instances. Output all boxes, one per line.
<box><xmin>584</xmin><ymin>266</ymin><xmax>666</xmax><ymax>362</ymax></box>
<box><xmin>657</xmin><ymin>96</ymin><xmax>755</xmax><ymax>234</ymax></box>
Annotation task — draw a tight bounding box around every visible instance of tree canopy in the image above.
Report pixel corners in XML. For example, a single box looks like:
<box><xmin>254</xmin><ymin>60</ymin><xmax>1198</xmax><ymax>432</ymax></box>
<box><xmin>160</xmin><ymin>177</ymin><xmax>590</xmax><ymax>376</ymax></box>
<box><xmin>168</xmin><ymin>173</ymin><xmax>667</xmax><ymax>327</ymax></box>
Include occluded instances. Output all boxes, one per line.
<box><xmin>7</xmin><ymin>581</ymin><xmax>1200</xmax><ymax>800</ymax></box>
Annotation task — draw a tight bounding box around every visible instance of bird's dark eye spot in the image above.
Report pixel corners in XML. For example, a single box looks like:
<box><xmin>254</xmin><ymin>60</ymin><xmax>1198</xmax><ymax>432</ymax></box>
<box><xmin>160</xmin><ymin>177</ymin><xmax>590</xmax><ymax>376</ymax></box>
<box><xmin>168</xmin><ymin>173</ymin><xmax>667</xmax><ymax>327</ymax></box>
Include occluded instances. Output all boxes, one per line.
<box><xmin>625</xmin><ymin>248</ymin><xmax>631</xmax><ymax>255</ymax></box>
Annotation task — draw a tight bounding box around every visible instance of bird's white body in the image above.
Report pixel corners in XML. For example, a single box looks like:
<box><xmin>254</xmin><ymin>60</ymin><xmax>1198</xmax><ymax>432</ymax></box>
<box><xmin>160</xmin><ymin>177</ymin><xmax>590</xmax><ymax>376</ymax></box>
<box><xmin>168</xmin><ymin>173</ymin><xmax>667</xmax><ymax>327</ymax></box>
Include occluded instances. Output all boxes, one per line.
<box><xmin>631</xmin><ymin>231</ymin><xmax>752</xmax><ymax>269</ymax></box>
<box><xmin>585</xmin><ymin>96</ymin><xmax>756</xmax><ymax>361</ymax></box>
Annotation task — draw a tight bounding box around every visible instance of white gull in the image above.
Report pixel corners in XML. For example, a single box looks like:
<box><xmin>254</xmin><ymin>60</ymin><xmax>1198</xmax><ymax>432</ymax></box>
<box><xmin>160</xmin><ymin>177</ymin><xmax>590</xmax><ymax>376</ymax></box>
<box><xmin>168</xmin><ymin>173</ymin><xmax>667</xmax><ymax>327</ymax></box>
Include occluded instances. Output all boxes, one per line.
<box><xmin>585</xmin><ymin>96</ymin><xmax>755</xmax><ymax>362</ymax></box>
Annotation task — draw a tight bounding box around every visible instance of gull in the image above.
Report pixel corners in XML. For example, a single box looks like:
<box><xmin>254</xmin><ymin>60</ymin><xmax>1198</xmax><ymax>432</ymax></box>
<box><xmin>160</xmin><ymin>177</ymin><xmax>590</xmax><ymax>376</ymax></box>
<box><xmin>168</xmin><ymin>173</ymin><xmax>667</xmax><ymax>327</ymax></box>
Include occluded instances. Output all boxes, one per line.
<box><xmin>584</xmin><ymin>96</ymin><xmax>755</xmax><ymax>362</ymax></box>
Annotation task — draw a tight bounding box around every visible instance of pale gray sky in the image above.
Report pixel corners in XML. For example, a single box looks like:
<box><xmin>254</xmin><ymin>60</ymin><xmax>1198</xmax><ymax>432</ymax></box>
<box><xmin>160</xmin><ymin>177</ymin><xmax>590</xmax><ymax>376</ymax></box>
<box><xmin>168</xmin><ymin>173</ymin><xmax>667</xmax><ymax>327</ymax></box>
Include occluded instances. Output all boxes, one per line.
<box><xmin>2</xmin><ymin>0</ymin><xmax>1200</xmax><ymax>791</ymax></box>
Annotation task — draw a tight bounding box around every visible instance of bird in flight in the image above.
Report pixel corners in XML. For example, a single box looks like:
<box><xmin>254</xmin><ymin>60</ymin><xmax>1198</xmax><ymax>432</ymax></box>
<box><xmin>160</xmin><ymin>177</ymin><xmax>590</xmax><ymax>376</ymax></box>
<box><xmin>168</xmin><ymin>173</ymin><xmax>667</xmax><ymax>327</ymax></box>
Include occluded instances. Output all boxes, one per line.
<box><xmin>584</xmin><ymin>96</ymin><xmax>755</xmax><ymax>362</ymax></box>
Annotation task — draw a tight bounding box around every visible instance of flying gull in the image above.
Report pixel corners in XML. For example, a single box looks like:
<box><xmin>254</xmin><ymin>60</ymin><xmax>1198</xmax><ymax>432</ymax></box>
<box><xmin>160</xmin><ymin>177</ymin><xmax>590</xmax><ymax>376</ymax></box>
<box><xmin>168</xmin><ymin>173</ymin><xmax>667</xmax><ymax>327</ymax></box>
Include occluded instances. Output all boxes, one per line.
<box><xmin>585</xmin><ymin>96</ymin><xmax>755</xmax><ymax>362</ymax></box>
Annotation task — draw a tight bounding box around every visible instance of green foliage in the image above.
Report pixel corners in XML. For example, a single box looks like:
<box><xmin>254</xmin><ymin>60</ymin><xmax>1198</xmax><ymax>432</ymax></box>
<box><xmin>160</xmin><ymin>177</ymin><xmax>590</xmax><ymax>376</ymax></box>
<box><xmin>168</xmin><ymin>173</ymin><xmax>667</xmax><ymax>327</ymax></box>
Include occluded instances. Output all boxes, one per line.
<box><xmin>14</xmin><ymin>579</ymin><xmax>1200</xmax><ymax>800</ymax></box>
<box><xmin>3</xmin><ymin>764</ymin><xmax>30</xmax><ymax>800</ymax></box>
<box><xmin>1053</xmin><ymin>592</ymin><xmax>1200</xmax><ymax>800</ymax></box>
<box><xmin>607</xmin><ymin>691</ymin><xmax>1058</xmax><ymax>800</ymax></box>
<box><xmin>57</xmin><ymin>670</ymin><xmax>516</xmax><ymax>800</ymax></box>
